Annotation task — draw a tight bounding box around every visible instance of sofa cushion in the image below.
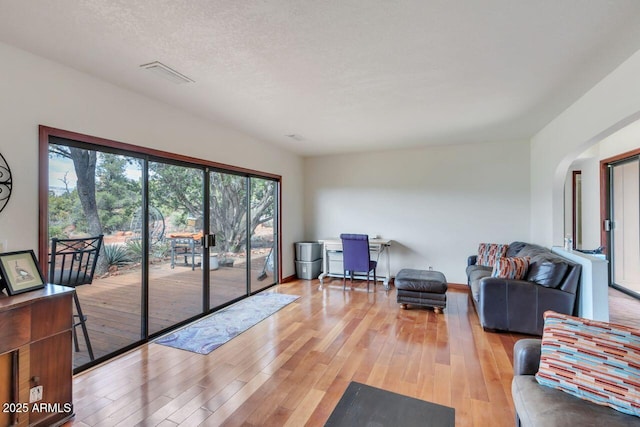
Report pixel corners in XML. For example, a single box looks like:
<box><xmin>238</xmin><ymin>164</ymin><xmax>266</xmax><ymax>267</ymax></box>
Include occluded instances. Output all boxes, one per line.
<box><xmin>466</xmin><ymin>264</ymin><xmax>492</xmax><ymax>280</ymax></box>
<box><xmin>476</xmin><ymin>243</ymin><xmax>508</xmax><ymax>267</ymax></box>
<box><xmin>516</xmin><ymin>244</ymin><xmax>550</xmax><ymax>258</ymax></box>
<box><xmin>506</xmin><ymin>241</ymin><xmax>527</xmax><ymax>257</ymax></box>
<box><xmin>535</xmin><ymin>311</ymin><xmax>640</xmax><ymax>417</ymax></box>
<box><xmin>491</xmin><ymin>256</ymin><xmax>530</xmax><ymax>280</ymax></box>
<box><xmin>466</xmin><ymin>265</ymin><xmax>491</xmax><ymax>302</ymax></box>
<box><xmin>512</xmin><ymin>376</ymin><xmax>639</xmax><ymax>427</ymax></box>
<box><xmin>526</xmin><ymin>259</ymin><xmax>569</xmax><ymax>288</ymax></box>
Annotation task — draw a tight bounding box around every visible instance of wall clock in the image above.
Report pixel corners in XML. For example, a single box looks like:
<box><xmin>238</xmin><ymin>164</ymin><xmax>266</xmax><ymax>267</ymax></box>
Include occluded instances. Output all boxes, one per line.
<box><xmin>0</xmin><ymin>152</ymin><xmax>12</xmax><ymax>213</ymax></box>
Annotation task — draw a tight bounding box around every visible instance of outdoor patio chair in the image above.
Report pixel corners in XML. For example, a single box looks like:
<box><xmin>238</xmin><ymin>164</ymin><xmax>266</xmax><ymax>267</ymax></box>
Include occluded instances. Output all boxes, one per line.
<box><xmin>49</xmin><ymin>234</ymin><xmax>103</xmax><ymax>361</ymax></box>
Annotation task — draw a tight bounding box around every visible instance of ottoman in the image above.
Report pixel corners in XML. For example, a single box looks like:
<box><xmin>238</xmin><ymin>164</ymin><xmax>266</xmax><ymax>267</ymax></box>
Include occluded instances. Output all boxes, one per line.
<box><xmin>395</xmin><ymin>269</ymin><xmax>447</xmax><ymax>313</ymax></box>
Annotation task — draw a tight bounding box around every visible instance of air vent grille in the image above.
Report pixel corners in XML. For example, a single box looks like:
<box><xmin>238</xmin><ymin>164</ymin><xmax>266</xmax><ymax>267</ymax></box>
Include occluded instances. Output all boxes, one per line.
<box><xmin>140</xmin><ymin>61</ymin><xmax>194</xmax><ymax>84</ymax></box>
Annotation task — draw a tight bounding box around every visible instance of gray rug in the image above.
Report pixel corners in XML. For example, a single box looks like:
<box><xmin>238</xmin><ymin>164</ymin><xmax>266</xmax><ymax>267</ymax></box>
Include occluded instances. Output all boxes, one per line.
<box><xmin>155</xmin><ymin>292</ymin><xmax>299</xmax><ymax>354</ymax></box>
<box><xmin>325</xmin><ymin>382</ymin><xmax>455</xmax><ymax>426</ymax></box>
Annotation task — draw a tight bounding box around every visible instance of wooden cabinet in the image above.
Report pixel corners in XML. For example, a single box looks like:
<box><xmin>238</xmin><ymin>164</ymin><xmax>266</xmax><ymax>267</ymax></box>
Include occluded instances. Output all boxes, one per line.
<box><xmin>0</xmin><ymin>285</ymin><xmax>74</xmax><ymax>427</ymax></box>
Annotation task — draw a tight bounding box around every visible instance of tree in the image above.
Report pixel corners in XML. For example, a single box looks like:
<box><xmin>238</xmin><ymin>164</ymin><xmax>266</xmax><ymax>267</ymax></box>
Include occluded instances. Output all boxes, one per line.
<box><xmin>49</xmin><ymin>145</ymin><xmax>102</xmax><ymax>237</ymax></box>
<box><xmin>49</xmin><ymin>145</ymin><xmax>276</xmax><ymax>261</ymax></box>
<box><xmin>209</xmin><ymin>173</ymin><xmax>248</xmax><ymax>253</ymax></box>
<box><xmin>148</xmin><ymin>167</ymin><xmax>275</xmax><ymax>253</ymax></box>
<box><xmin>96</xmin><ymin>154</ymin><xmax>141</xmax><ymax>233</ymax></box>
<box><xmin>148</xmin><ymin>163</ymin><xmax>203</xmax><ymax>224</ymax></box>
<box><xmin>49</xmin><ymin>144</ymin><xmax>108</xmax><ymax>273</ymax></box>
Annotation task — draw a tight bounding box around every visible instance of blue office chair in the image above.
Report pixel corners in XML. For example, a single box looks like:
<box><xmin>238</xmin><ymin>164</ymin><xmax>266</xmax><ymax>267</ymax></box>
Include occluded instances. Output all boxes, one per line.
<box><xmin>340</xmin><ymin>233</ymin><xmax>377</xmax><ymax>292</ymax></box>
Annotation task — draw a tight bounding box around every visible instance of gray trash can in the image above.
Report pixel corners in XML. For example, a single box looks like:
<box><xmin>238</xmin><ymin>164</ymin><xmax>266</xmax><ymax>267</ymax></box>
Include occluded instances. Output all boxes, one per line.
<box><xmin>295</xmin><ymin>259</ymin><xmax>322</xmax><ymax>280</ymax></box>
<box><xmin>295</xmin><ymin>241</ymin><xmax>323</xmax><ymax>279</ymax></box>
<box><xmin>295</xmin><ymin>241</ymin><xmax>322</xmax><ymax>262</ymax></box>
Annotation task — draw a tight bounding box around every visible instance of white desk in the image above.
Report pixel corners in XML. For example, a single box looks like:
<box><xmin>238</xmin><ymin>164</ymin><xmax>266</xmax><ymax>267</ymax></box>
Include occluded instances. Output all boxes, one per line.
<box><xmin>318</xmin><ymin>238</ymin><xmax>392</xmax><ymax>290</ymax></box>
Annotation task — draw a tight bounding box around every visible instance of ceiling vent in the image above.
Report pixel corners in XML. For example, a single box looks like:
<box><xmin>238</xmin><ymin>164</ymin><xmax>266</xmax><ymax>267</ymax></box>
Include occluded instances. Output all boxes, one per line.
<box><xmin>140</xmin><ymin>61</ymin><xmax>194</xmax><ymax>84</ymax></box>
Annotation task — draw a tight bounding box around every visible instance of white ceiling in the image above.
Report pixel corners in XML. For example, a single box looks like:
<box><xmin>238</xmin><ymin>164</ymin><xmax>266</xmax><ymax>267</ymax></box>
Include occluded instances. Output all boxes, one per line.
<box><xmin>1</xmin><ymin>1</ymin><xmax>640</xmax><ymax>156</ymax></box>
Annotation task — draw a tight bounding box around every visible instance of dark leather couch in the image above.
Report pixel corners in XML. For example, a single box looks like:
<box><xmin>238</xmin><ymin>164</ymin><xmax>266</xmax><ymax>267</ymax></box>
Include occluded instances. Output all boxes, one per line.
<box><xmin>512</xmin><ymin>339</ymin><xmax>639</xmax><ymax>426</ymax></box>
<box><xmin>466</xmin><ymin>242</ymin><xmax>581</xmax><ymax>335</ymax></box>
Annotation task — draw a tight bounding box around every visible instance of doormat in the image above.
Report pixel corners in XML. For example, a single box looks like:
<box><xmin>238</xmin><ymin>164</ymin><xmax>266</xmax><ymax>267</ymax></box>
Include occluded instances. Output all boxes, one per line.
<box><xmin>154</xmin><ymin>292</ymin><xmax>299</xmax><ymax>354</ymax></box>
<box><xmin>325</xmin><ymin>382</ymin><xmax>455</xmax><ymax>427</ymax></box>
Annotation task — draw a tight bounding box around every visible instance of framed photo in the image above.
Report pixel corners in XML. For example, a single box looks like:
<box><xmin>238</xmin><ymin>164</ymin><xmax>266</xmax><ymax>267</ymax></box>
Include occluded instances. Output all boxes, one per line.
<box><xmin>0</xmin><ymin>250</ymin><xmax>45</xmax><ymax>295</ymax></box>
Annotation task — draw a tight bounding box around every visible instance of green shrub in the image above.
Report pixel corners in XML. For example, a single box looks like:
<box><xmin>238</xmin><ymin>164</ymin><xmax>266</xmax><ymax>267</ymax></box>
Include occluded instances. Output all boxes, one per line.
<box><xmin>103</xmin><ymin>244</ymin><xmax>132</xmax><ymax>267</ymax></box>
<box><xmin>151</xmin><ymin>240</ymin><xmax>170</xmax><ymax>259</ymax></box>
<box><xmin>125</xmin><ymin>239</ymin><xmax>144</xmax><ymax>262</ymax></box>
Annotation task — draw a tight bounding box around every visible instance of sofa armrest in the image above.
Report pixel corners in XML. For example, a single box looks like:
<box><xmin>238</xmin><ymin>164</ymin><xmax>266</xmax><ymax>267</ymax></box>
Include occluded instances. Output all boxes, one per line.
<box><xmin>513</xmin><ymin>339</ymin><xmax>542</xmax><ymax>376</ymax></box>
<box><xmin>467</xmin><ymin>255</ymin><xmax>477</xmax><ymax>266</ymax></box>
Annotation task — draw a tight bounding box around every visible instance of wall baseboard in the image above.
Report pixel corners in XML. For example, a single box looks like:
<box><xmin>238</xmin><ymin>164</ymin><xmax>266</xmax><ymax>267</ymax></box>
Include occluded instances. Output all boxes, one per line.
<box><xmin>280</xmin><ymin>274</ymin><xmax>297</xmax><ymax>283</ymax></box>
<box><xmin>447</xmin><ymin>283</ymin><xmax>469</xmax><ymax>291</ymax></box>
<box><xmin>279</xmin><ymin>277</ymin><xmax>469</xmax><ymax>291</ymax></box>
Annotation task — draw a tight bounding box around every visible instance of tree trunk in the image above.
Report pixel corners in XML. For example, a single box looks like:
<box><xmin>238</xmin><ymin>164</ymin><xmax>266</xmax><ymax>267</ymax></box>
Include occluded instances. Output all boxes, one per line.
<box><xmin>69</xmin><ymin>148</ymin><xmax>108</xmax><ymax>273</ymax></box>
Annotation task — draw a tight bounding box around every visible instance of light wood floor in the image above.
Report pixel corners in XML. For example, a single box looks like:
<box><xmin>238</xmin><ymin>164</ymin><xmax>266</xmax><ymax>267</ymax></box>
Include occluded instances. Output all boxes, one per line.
<box><xmin>64</xmin><ymin>281</ymin><xmax>640</xmax><ymax>427</ymax></box>
<box><xmin>65</xmin><ymin>280</ymin><xmax>528</xmax><ymax>426</ymax></box>
<box><xmin>609</xmin><ymin>286</ymin><xmax>640</xmax><ymax>329</ymax></box>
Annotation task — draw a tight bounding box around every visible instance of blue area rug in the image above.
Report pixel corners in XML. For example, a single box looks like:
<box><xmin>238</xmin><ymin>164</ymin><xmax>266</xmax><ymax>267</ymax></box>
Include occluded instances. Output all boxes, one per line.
<box><xmin>154</xmin><ymin>292</ymin><xmax>299</xmax><ymax>354</ymax></box>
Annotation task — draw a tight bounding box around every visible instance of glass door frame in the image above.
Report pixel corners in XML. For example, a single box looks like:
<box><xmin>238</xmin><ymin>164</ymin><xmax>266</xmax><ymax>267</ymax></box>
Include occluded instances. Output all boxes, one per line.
<box><xmin>600</xmin><ymin>147</ymin><xmax>640</xmax><ymax>299</ymax></box>
<box><xmin>38</xmin><ymin>125</ymin><xmax>282</xmax><ymax>370</ymax></box>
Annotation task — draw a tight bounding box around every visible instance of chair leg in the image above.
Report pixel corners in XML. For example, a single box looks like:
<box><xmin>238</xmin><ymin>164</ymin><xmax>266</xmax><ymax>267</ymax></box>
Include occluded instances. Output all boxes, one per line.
<box><xmin>343</xmin><ymin>270</ymin><xmax>347</xmax><ymax>291</ymax></box>
<box><xmin>73</xmin><ymin>291</ymin><xmax>95</xmax><ymax>361</ymax></box>
<box><xmin>72</xmin><ymin>325</ymin><xmax>80</xmax><ymax>352</ymax></box>
<box><xmin>366</xmin><ymin>272</ymin><xmax>370</xmax><ymax>292</ymax></box>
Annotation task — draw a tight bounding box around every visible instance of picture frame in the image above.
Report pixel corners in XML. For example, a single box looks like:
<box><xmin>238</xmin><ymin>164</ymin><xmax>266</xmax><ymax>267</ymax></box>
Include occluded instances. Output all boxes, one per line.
<box><xmin>0</xmin><ymin>250</ymin><xmax>45</xmax><ymax>295</ymax></box>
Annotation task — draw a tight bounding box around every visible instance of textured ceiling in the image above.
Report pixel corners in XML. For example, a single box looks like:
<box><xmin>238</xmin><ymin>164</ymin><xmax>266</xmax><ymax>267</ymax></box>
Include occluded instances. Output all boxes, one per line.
<box><xmin>1</xmin><ymin>0</ymin><xmax>640</xmax><ymax>156</ymax></box>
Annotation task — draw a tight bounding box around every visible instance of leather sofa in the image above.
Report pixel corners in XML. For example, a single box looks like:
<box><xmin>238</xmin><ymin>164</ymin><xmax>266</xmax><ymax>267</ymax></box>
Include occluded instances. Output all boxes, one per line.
<box><xmin>466</xmin><ymin>242</ymin><xmax>581</xmax><ymax>335</ymax></box>
<box><xmin>512</xmin><ymin>339</ymin><xmax>639</xmax><ymax>426</ymax></box>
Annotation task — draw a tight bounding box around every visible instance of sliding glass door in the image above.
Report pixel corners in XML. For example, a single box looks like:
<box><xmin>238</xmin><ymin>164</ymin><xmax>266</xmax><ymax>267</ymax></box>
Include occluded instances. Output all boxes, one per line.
<box><xmin>43</xmin><ymin>127</ymin><xmax>280</xmax><ymax>372</ymax></box>
<box><xmin>207</xmin><ymin>173</ymin><xmax>279</xmax><ymax>306</ymax></box>
<box><xmin>250</xmin><ymin>177</ymin><xmax>277</xmax><ymax>292</ymax></box>
<box><xmin>148</xmin><ymin>161</ymin><xmax>205</xmax><ymax>334</ymax></box>
<box><xmin>209</xmin><ymin>171</ymin><xmax>248</xmax><ymax>309</ymax></box>
<box><xmin>48</xmin><ymin>143</ymin><xmax>145</xmax><ymax>367</ymax></box>
<box><xmin>610</xmin><ymin>158</ymin><xmax>640</xmax><ymax>295</ymax></box>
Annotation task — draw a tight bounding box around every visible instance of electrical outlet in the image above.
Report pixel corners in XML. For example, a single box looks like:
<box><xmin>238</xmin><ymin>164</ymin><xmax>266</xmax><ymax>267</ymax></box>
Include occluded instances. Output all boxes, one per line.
<box><xmin>29</xmin><ymin>385</ymin><xmax>43</xmax><ymax>403</ymax></box>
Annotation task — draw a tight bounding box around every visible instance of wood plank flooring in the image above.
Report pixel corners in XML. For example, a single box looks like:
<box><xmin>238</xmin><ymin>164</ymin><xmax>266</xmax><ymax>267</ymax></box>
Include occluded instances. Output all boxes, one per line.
<box><xmin>65</xmin><ymin>280</ymin><xmax>528</xmax><ymax>426</ymax></box>
<box><xmin>64</xmin><ymin>281</ymin><xmax>640</xmax><ymax>426</ymax></box>
<box><xmin>609</xmin><ymin>286</ymin><xmax>640</xmax><ymax>329</ymax></box>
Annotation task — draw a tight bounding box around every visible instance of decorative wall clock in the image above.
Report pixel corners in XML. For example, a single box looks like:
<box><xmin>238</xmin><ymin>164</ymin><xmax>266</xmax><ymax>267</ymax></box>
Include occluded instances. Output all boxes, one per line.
<box><xmin>0</xmin><ymin>152</ymin><xmax>12</xmax><ymax>213</ymax></box>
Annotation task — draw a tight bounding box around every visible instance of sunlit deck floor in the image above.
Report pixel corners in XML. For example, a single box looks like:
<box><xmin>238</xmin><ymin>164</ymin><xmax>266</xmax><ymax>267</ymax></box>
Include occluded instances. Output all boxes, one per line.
<box><xmin>73</xmin><ymin>255</ymin><xmax>275</xmax><ymax>369</ymax></box>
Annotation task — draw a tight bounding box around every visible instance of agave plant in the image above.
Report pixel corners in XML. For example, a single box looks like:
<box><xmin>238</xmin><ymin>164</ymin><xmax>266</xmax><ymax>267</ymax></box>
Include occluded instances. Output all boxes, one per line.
<box><xmin>125</xmin><ymin>239</ymin><xmax>144</xmax><ymax>262</ymax></box>
<box><xmin>103</xmin><ymin>243</ymin><xmax>132</xmax><ymax>267</ymax></box>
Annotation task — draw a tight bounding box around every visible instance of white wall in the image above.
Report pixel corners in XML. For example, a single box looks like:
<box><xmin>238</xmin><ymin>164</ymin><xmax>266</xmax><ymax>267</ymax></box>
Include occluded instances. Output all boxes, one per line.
<box><xmin>531</xmin><ymin>47</ymin><xmax>640</xmax><ymax>248</ymax></box>
<box><xmin>0</xmin><ymin>42</ymin><xmax>305</xmax><ymax>278</ymax></box>
<box><xmin>598</xmin><ymin>118</ymin><xmax>640</xmax><ymax>159</ymax></box>
<box><xmin>303</xmin><ymin>141</ymin><xmax>530</xmax><ymax>284</ymax></box>
<box><xmin>563</xmin><ymin>149</ymin><xmax>600</xmax><ymax>250</ymax></box>
<box><xmin>564</xmin><ymin>120</ymin><xmax>640</xmax><ymax>252</ymax></box>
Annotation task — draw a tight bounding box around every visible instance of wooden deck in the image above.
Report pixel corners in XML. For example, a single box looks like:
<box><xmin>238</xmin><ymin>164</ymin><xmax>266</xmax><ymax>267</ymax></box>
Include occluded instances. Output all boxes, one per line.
<box><xmin>73</xmin><ymin>256</ymin><xmax>275</xmax><ymax>368</ymax></box>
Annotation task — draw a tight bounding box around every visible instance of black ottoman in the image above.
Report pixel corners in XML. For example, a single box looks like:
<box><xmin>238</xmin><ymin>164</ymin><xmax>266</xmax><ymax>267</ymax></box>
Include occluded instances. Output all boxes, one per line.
<box><xmin>395</xmin><ymin>269</ymin><xmax>448</xmax><ymax>313</ymax></box>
